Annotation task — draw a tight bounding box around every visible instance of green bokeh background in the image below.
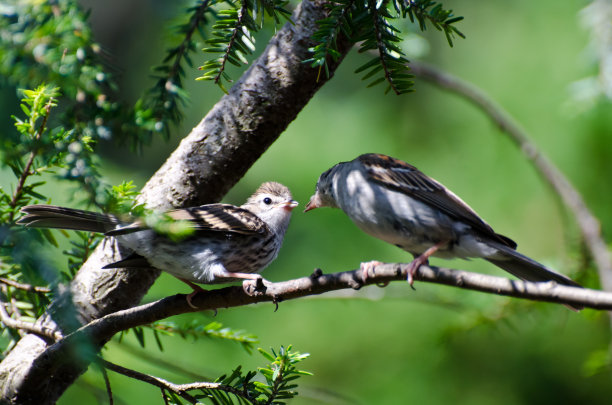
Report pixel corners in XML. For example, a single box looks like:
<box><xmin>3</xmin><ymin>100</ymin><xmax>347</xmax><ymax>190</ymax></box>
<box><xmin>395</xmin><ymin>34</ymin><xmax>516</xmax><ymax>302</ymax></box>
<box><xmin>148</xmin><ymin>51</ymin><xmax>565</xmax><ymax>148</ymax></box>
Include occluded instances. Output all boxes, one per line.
<box><xmin>3</xmin><ymin>0</ymin><xmax>612</xmax><ymax>403</ymax></box>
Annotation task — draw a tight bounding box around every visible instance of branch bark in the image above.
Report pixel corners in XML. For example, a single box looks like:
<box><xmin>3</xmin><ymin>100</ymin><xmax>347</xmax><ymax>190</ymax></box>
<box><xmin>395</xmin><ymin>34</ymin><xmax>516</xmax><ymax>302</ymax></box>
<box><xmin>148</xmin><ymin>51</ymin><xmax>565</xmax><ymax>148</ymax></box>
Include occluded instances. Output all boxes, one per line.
<box><xmin>0</xmin><ymin>1</ymin><xmax>352</xmax><ymax>403</ymax></box>
<box><xmin>6</xmin><ymin>262</ymin><xmax>610</xmax><ymax>397</ymax></box>
<box><xmin>60</xmin><ymin>264</ymin><xmax>612</xmax><ymax>335</ymax></box>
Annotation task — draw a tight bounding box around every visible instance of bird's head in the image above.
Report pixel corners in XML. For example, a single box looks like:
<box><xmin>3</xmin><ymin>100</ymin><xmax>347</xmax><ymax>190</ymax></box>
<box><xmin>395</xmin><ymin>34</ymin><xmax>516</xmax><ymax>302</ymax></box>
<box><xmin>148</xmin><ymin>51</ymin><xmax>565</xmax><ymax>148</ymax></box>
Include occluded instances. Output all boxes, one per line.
<box><xmin>304</xmin><ymin>166</ymin><xmax>340</xmax><ymax>212</ymax></box>
<box><xmin>243</xmin><ymin>182</ymin><xmax>298</xmax><ymax>233</ymax></box>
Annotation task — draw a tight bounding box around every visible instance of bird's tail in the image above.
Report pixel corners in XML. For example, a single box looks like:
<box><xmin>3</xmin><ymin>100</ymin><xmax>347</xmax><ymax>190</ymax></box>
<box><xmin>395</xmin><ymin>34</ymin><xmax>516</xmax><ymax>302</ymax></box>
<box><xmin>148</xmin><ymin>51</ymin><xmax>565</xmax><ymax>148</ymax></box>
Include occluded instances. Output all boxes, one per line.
<box><xmin>17</xmin><ymin>205</ymin><xmax>118</xmax><ymax>234</ymax></box>
<box><xmin>486</xmin><ymin>243</ymin><xmax>580</xmax><ymax>287</ymax></box>
<box><xmin>486</xmin><ymin>242</ymin><xmax>582</xmax><ymax>310</ymax></box>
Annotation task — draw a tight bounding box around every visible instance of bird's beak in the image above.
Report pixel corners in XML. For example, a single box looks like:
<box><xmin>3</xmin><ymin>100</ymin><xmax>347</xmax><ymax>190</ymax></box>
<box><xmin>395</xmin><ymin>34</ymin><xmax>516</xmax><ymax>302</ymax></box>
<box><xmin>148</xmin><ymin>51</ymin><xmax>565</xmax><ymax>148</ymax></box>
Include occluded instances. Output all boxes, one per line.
<box><xmin>282</xmin><ymin>200</ymin><xmax>299</xmax><ymax>211</ymax></box>
<box><xmin>303</xmin><ymin>194</ymin><xmax>320</xmax><ymax>212</ymax></box>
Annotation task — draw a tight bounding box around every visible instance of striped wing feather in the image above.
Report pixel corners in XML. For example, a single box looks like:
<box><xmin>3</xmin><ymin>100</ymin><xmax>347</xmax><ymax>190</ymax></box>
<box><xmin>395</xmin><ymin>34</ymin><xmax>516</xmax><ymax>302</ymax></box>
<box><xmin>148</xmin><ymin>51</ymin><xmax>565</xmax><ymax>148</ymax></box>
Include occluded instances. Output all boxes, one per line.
<box><xmin>358</xmin><ymin>153</ymin><xmax>516</xmax><ymax>248</ymax></box>
<box><xmin>166</xmin><ymin>204</ymin><xmax>268</xmax><ymax>235</ymax></box>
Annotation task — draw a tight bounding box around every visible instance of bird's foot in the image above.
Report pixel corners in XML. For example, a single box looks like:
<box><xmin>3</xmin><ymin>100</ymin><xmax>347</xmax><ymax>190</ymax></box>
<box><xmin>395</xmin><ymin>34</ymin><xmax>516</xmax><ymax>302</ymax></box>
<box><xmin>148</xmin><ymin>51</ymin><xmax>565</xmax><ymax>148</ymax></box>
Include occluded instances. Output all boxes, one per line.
<box><xmin>176</xmin><ymin>277</ymin><xmax>205</xmax><ymax>309</ymax></box>
<box><xmin>242</xmin><ymin>276</ymin><xmax>267</xmax><ymax>295</ymax></box>
<box><xmin>186</xmin><ymin>290</ymin><xmax>201</xmax><ymax>309</ymax></box>
<box><xmin>406</xmin><ymin>259</ymin><xmax>426</xmax><ymax>290</ymax></box>
<box><xmin>360</xmin><ymin>261</ymin><xmax>389</xmax><ymax>287</ymax></box>
<box><xmin>406</xmin><ymin>242</ymin><xmax>445</xmax><ymax>289</ymax></box>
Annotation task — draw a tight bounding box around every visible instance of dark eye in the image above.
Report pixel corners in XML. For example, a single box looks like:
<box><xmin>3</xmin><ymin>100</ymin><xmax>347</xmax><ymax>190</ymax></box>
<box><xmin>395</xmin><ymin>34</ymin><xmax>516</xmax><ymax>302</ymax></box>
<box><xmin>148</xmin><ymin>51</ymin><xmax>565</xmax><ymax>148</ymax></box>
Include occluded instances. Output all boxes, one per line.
<box><xmin>263</xmin><ymin>197</ymin><xmax>272</xmax><ymax>205</ymax></box>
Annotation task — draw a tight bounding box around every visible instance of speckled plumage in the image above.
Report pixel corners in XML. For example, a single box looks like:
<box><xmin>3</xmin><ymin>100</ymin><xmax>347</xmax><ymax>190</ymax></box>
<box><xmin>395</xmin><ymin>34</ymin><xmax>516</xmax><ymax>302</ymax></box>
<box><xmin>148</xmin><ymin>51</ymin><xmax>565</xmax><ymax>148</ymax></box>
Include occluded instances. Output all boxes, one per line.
<box><xmin>18</xmin><ymin>182</ymin><xmax>298</xmax><ymax>286</ymax></box>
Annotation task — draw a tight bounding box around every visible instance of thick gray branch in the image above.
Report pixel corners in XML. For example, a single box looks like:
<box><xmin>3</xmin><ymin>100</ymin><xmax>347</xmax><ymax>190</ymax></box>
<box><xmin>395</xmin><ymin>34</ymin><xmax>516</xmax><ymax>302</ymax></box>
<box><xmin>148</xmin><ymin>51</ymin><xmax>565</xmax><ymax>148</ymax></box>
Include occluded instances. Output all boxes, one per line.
<box><xmin>0</xmin><ymin>1</ymin><xmax>352</xmax><ymax>403</ymax></box>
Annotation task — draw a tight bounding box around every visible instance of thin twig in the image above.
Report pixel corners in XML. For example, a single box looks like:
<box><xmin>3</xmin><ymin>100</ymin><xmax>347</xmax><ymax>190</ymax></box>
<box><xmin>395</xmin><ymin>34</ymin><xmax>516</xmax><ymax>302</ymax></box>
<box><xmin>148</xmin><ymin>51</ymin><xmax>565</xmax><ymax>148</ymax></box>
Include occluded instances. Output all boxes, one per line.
<box><xmin>0</xmin><ymin>278</ymin><xmax>51</xmax><ymax>294</ymax></box>
<box><xmin>115</xmin><ymin>341</ymin><xmax>214</xmax><ymax>382</ymax></box>
<box><xmin>410</xmin><ymin>60</ymin><xmax>612</xmax><ymax>292</ymax></box>
<box><xmin>10</xmin><ymin>151</ymin><xmax>36</xmax><ymax>210</ymax></box>
<box><xmin>8</xmin><ymin>296</ymin><xmax>26</xmax><ymax>338</ymax></box>
<box><xmin>161</xmin><ymin>388</ymin><xmax>170</xmax><ymax>405</ymax></box>
<box><xmin>100</xmin><ymin>358</ymin><xmax>256</xmax><ymax>405</ymax></box>
<box><xmin>0</xmin><ymin>298</ymin><xmax>62</xmax><ymax>341</ymax></box>
<box><xmin>95</xmin><ymin>361</ymin><xmax>114</xmax><ymax>405</ymax></box>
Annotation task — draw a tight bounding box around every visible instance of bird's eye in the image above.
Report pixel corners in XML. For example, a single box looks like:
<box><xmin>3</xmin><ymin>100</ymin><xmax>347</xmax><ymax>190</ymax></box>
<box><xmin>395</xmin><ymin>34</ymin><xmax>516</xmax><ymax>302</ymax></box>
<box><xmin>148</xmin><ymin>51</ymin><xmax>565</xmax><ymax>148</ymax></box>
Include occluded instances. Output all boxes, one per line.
<box><xmin>263</xmin><ymin>197</ymin><xmax>272</xmax><ymax>205</ymax></box>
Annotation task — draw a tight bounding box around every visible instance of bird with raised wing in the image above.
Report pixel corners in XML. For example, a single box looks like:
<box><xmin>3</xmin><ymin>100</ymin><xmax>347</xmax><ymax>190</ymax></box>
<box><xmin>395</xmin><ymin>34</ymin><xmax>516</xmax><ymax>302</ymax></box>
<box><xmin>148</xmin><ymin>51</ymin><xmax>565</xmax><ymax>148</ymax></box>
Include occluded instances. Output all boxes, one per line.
<box><xmin>19</xmin><ymin>182</ymin><xmax>298</xmax><ymax>307</ymax></box>
<box><xmin>305</xmin><ymin>153</ymin><xmax>581</xmax><ymax>299</ymax></box>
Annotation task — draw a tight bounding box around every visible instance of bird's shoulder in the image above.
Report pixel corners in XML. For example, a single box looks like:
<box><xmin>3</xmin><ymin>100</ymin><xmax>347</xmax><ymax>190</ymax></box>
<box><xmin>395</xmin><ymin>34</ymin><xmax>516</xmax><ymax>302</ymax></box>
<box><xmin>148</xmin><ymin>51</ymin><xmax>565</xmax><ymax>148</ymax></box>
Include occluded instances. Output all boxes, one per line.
<box><xmin>357</xmin><ymin>153</ymin><xmax>443</xmax><ymax>193</ymax></box>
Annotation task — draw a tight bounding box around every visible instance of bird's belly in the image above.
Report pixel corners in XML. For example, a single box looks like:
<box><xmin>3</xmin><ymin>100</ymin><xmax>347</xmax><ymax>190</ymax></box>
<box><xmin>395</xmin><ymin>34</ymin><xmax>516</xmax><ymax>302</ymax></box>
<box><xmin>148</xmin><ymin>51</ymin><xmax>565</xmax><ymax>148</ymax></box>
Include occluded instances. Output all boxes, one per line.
<box><xmin>339</xmin><ymin>185</ymin><xmax>465</xmax><ymax>258</ymax></box>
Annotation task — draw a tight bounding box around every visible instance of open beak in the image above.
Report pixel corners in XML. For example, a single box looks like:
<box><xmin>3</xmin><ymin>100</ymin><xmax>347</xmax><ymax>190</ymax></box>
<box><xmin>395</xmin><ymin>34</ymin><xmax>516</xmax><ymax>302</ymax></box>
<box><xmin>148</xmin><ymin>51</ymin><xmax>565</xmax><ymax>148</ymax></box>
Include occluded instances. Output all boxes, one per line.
<box><xmin>282</xmin><ymin>200</ymin><xmax>299</xmax><ymax>211</ymax></box>
<box><xmin>303</xmin><ymin>194</ymin><xmax>320</xmax><ymax>212</ymax></box>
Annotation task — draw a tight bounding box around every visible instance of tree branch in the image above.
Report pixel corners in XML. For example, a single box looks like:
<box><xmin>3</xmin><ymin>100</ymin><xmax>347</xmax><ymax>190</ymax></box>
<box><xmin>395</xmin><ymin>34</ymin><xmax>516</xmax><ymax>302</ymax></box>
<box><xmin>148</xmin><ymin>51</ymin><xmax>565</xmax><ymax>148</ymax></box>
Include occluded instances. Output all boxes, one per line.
<box><xmin>410</xmin><ymin>60</ymin><xmax>612</xmax><ymax>291</ymax></box>
<box><xmin>100</xmin><ymin>358</ymin><xmax>255</xmax><ymax>405</ymax></box>
<box><xmin>6</xmin><ymin>257</ymin><xmax>607</xmax><ymax>404</ymax></box>
<box><xmin>0</xmin><ymin>1</ymin><xmax>353</xmax><ymax>403</ymax></box>
<box><xmin>0</xmin><ymin>298</ymin><xmax>62</xmax><ymax>342</ymax></box>
<box><xmin>0</xmin><ymin>278</ymin><xmax>51</xmax><ymax>294</ymax></box>
<box><xmin>94</xmin><ymin>361</ymin><xmax>114</xmax><ymax>405</ymax></box>
<box><xmin>20</xmin><ymin>262</ymin><xmax>611</xmax><ymax>389</ymax></box>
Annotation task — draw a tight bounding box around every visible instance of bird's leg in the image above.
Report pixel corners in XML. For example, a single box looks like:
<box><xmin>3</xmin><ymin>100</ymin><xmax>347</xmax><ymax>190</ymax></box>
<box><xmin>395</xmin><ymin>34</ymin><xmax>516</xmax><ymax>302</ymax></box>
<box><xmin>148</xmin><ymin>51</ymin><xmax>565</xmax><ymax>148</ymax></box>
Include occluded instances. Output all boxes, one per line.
<box><xmin>218</xmin><ymin>272</ymin><xmax>263</xmax><ymax>281</ymax></box>
<box><xmin>407</xmin><ymin>241</ymin><xmax>446</xmax><ymax>288</ymax></box>
<box><xmin>176</xmin><ymin>277</ymin><xmax>205</xmax><ymax>309</ymax></box>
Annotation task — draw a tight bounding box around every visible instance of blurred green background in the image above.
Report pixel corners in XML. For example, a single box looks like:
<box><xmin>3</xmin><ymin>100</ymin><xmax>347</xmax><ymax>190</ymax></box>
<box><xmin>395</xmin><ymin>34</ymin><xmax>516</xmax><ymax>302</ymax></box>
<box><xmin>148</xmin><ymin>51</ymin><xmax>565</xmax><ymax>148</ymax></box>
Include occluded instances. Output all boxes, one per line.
<box><xmin>3</xmin><ymin>0</ymin><xmax>612</xmax><ymax>403</ymax></box>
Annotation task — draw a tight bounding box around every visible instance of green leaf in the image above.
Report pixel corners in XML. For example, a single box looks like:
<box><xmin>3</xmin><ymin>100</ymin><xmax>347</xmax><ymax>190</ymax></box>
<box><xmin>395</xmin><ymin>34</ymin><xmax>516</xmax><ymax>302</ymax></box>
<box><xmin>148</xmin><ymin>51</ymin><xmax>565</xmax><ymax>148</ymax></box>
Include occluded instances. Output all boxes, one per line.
<box><xmin>355</xmin><ymin>57</ymin><xmax>383</xmax><ymax>74</ymax></box>
<box><xmin>40</xmin><ymin>228</ymin><xmax>59</xmax><ymax>248</ymax></box>
<box><xmin>134</xmin><ymin>326</ymin><xmax>146</xmax><ymax>348</ymax></box>
<box><xmin>258</xmin><ymin>348</ymin><xmax>275</xmax><ymax>362</ymax></box>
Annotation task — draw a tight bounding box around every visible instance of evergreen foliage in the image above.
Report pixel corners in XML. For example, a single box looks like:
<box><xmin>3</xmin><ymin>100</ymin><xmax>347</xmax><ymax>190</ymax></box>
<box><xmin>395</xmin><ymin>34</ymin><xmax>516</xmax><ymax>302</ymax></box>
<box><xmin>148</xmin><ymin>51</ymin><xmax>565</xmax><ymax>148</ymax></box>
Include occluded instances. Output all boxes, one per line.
<box><xmin>197</xmin><ymin>0</ymin><xmax>292</xmax><ymax>92</ymax></box>
<box><xmin>160</xmin><ymin>346</ymin><xmax>310</xmax><ymax>404</ymax></box>
<box><xmin>0</xmin><ymin>0</ymin><xmax>210</xmax><ymax>151</ymax></box>
<box><xmin>1</xmin><ymin>85</ymin><xmax>68</xmax><ymax>353</ymax></box>
<box><xmin>306</xmin><ymin>0</ymin><xmax>464</xmax><ymax>94</ymax></box>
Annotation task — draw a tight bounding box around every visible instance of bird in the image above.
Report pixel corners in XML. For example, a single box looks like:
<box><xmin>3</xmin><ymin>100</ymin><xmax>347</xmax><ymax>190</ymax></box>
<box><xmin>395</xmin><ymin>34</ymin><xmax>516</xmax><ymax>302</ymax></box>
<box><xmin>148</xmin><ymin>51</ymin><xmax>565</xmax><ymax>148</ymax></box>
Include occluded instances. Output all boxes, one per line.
<box><xmin>304</xmin><ymin>153</ymin><xmax>582</xmax><ymax>301</ymax></box>
<box><xmin>18</xmin><ymin>182</ymin><xmax>298</xmax><ymax>307</ymax></box>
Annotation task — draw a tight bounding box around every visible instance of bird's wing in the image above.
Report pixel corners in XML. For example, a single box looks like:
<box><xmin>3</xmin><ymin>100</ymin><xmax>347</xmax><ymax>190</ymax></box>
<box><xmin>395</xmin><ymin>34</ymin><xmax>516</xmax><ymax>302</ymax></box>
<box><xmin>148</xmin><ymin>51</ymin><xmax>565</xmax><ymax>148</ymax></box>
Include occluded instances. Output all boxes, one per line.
<box><xmin>359</xmin><ymin>153</ymin><xmax>516</xmax><ymax>248</ymax></box>
<box><xmin>166</xmin><ymin>204</ymin><xmax>269</xmax><ymax>235</ymax></box>
<box><xmin>105</xmin><ymin>204</ymin><xmax>268</xmax><ymax>237</ymax></box>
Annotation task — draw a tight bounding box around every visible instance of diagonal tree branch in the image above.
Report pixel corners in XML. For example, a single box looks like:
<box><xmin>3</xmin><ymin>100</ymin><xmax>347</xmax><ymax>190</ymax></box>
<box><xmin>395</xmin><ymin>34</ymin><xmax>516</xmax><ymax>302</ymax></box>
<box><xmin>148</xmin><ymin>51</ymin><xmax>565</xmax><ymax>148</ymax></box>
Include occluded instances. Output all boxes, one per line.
<box><xmin>410</xmin><ymin>60</ymin><xmax>612</xmax><ymax>291</ymax></box>
<box><xmin>0</xmin><ymin>1</ymin><xmax>353</xmax><ymax>403</ymax></box>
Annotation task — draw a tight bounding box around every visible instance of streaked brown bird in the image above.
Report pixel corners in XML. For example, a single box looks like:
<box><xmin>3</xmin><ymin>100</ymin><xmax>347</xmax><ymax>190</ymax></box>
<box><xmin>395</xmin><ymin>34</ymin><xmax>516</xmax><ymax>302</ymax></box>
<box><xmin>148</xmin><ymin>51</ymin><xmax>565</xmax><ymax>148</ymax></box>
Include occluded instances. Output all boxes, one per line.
<box><xmin>305</xmin><ymin>153</ymin><xmax>581</xmax><ymax>307</ymax></box>
<box><xmin>18</xmin><ymin>182</ymin><xmax>298</xmax><ymax>306</ymax></box>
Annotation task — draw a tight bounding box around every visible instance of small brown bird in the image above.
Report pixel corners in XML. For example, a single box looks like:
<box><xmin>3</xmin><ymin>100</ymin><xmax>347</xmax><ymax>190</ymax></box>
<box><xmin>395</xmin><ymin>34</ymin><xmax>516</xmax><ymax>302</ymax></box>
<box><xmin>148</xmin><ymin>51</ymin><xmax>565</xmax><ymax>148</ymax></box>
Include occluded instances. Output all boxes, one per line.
<box><xmin>305</xmin><ymin>153</ymin><xmax>581</xmax><ymax>301</ymax></box>
<box><xmin>18</xmin><ymin>182</ymin><xmax>298</xmax><ymax>306</ymax></box>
